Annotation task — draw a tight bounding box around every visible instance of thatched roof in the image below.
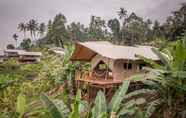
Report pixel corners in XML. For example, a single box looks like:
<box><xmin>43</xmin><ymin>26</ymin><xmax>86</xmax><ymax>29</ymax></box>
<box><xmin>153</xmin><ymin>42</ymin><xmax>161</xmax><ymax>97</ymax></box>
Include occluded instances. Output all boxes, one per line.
<box><xmin>71</xmin><ymin>41</ymin><xmax>160</xmax><ymax>61</ymax></box>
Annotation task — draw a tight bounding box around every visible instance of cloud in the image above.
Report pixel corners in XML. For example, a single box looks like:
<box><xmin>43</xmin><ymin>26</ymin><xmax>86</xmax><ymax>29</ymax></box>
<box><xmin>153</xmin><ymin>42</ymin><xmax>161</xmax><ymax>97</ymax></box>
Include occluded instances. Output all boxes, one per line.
<box><xmin>0</xmin><ymin>0</ymin><xmax>185</xmax><ymax>48</ymax></box>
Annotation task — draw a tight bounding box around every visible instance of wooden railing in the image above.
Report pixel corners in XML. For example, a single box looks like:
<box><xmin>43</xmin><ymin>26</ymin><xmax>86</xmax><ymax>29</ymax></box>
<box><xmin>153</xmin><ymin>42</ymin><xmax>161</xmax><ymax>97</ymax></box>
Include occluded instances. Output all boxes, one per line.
<box><xmin>75</xmin><ymin>70</ymin><xmax>113</xmax><ymax>81</ymax></box>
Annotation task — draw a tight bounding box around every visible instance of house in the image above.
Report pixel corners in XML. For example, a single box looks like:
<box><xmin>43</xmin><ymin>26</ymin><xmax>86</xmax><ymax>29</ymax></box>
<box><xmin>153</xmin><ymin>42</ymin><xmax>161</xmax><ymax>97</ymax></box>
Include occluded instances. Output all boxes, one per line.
<box><xmin>4</xmin><ymin>49</ymin><xmax>25</xmax><ymax>58</ymax></box>
<box><xmin>18</xmin><ymin>51</ymin><xmax>42</xmax><ymax>63</ymax></box>
<box><xmin>0</xmin><ymin>50</ymin><xmax>4</xmax><ymax>62</ymax></box>
<box><xmin>3</xmin><ymin>49</ymin><xmax>42</xmax><ymax>63</ymax></box>
<box><xmin>70</xmin><ymin>41</ymin><xmax>160</xmax><ymax>101</ymax></box>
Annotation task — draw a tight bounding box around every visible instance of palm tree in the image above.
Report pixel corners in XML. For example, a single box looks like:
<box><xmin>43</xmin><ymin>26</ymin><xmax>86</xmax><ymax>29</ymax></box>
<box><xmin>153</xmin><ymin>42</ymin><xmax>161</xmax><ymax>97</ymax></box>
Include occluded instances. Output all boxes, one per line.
<box><xmin>12</xmin><ymin>33</ymin><xmax>18</xmax><ymax>48</ymax></box>
<box><xmin>27</xmin><ymin>19</ymin><xmax>38</xmax><ymax>40</ymax></box>
<box><xmin>118</xmin><ymin>8</ymin><xmax>127</xmax><ymax>25</ymax></box>
<box><xmin>118</xmin><ymin>8</ymin><xmax>127</xmax><ymax>43</ymax></box>
<box><xmin>18</xmin><ymin>22</ymin><xmax>27</xmax><ymax>39</ymax></box>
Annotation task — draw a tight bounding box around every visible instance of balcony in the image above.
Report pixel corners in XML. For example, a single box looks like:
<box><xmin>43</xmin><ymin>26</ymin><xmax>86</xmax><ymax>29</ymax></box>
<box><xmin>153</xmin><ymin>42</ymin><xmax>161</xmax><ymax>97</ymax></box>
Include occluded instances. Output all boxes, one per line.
<box><xmin>75</xmin><ymin>70</ymin><xmax>123</xmax><ymax>101</ymax></box>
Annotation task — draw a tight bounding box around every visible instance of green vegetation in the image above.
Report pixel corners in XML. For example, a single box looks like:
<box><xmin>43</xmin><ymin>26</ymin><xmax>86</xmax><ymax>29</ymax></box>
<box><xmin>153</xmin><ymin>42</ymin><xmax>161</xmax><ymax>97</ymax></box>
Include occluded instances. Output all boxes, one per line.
<box><xmin>1</xmin><ymin>3</ymin><xmax>186</xmax><ymax>118</ymax></box>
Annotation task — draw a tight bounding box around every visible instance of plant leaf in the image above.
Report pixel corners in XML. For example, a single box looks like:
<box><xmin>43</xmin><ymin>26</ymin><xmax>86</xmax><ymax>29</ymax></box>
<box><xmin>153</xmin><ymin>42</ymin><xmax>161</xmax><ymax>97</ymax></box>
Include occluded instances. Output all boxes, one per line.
<box><xmin>91</xmin><ymin>91</ymin><xmax>107</xmax><ymax>118</ymax></box>
<box><xmin>108</xmin><ymin>80</ymin><xmax>130</xmax><ymax>113</ymax></box>
<box><xmin>40</xmin><ymin>93</ymin><xmax>66</xmax><ymax>118</ymax></box>
<box><xmin>16</xmin><ymin>94</ymin><xmax>27</xmax><ymax>117</ymax></box>
<box><xmin>145</xmin><ymin>99</ymin><xmax>162</xmax><ymax>118</ymax></box>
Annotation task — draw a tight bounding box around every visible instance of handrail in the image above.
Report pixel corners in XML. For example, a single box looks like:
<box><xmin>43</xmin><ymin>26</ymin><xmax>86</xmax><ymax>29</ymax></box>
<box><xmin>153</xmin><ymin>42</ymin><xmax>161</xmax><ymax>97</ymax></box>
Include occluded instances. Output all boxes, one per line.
<box><xmin>75</xmin><ymin>70</ymin><xmax>113</xmax><ymax>80</ymax></box>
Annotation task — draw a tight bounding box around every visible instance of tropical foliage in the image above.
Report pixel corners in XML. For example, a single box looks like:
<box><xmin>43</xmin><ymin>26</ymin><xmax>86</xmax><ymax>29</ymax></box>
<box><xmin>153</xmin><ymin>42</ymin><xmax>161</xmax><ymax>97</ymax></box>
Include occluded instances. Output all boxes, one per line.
<box><xmin>1</xmin><ymin>2</ymin><xmax>186</xmax><ymax>118</ymax></box>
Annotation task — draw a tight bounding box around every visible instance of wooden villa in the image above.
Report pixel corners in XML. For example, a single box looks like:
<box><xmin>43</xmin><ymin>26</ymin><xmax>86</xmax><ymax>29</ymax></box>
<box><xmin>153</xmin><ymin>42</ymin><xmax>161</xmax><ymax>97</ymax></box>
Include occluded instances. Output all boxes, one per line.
<box><xmin>18</xmin><ymin>51</ymin><xmax>42</xmax><ymax>63</ymax></box>
<box><xmin>70</xmin><ymin>41</ymin><xmax>160</xmax><ymax>101</ymax></box>
<box><xmin>4</xmin><ymin>49</ymin><xmax>25</xmax><ymax>58</ymax></box>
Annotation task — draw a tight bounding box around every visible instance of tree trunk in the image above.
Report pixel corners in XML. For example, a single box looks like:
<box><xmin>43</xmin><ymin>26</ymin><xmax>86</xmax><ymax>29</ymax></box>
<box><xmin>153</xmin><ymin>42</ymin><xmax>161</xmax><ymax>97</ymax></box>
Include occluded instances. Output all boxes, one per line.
<box><xmin>110</xmin><ymin>112</ymin><xmax>116</xmax><ymax>118</ymax></box>
<box><xmin>23</xmin><ymin>31</ymin><xmax>26</xmax><ymax>39</ymax></box>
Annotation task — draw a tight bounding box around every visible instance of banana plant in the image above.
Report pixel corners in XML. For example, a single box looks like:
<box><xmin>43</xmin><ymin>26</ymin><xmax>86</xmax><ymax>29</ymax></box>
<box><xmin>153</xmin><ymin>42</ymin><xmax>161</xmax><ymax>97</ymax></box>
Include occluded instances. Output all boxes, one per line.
<box><xmin>133</xmin><ymin>40</ymin><xmax>186</xmax><ymax>117</ymax></box>
<box><xmin>40</xmin><ymin>80</ymin><xmax>146</xmax><ymax>118</ymax></box>
<box><xmin>91</xmin><ymin>80</ymin><xmax>146</xmax><ymax>118</ymax></box>
<box><xmin>16</xmin><ymin>93</ymin><xmax>45</xmax><ymax>118</ymax></box>
<box><xmin>40</xmin><ymin>90</ymin><xmax>89</xmax><ymax>118</ymax></box>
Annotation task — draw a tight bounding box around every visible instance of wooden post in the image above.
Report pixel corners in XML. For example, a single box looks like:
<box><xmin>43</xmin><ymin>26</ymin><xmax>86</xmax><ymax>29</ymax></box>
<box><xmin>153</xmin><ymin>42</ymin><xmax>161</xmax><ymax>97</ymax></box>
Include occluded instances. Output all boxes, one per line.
<box><xmin>88</xmin><ymin>83</ymin><xmax>90</xmax><ymax>102</ymax></box>
<box><xmin>110</xmin><ymin>112</ymin><xmax>116</xmax><ymax>118</ymax></box>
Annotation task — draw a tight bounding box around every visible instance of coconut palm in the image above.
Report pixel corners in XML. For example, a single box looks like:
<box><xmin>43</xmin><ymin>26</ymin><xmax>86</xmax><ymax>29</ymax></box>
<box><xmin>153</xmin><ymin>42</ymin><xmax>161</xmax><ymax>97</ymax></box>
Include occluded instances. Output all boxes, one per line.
<box><xmin>27</xmin><ymin>19</ymin><xmax>39</xmax><ymax>40</ymax></box>
<box><xmin>12</xmin><ymin>33</ymin><xmax>18</xmax><ymax>48</ymax></box>
<box><xmin>118</xmin><ymin>8</ymin><xmax>127</xmax><ymax>43</ymax></box>
<box><xmin>118</xmin><ymin>7</ymin><xmax>127</xmax><ymax>25</ymax></box>
<box><xmin>18</xmin><ymin>22</ymin><xmax>27</xmax><ymax>39</ymax></box>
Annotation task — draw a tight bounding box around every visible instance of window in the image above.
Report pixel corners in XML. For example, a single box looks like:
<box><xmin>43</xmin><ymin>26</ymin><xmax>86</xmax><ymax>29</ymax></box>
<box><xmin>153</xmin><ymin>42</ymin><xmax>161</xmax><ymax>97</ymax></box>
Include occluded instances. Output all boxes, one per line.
<box><xmin>128</xmin><ymin>63</ymin><xmax>132</xmax><ymax>69</ymax></box>
<box><xmin>95</xmin><ymin>60</ymin><xmax>107</xmax><ymax>71</ymax></box>
<box><xmin>139</xmin><ymin>63</ymin><xmax>146</xmax><ymax>70</ymax></box>
<box><xmin>99</xmin><ymin>64</ymin><xmax>107</xmax><ymax>70</ymax></box>
<box><xmin>123</xmin><ymin>63</ymin><xmax>127</xmax><ymax>69</ymax></box>
<box><xmin>123</xmin><ymin>63</ymin><xmax>132</xmax><ymax>70</ymax></box>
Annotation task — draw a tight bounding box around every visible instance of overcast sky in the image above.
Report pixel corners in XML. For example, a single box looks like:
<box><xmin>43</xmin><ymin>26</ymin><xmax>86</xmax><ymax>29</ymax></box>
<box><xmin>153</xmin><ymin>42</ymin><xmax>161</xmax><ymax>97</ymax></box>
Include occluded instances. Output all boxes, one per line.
<box><xmin>0</xmin><ymin>0</ymin><xmax>185</xmax><ymax>49</ymax></box>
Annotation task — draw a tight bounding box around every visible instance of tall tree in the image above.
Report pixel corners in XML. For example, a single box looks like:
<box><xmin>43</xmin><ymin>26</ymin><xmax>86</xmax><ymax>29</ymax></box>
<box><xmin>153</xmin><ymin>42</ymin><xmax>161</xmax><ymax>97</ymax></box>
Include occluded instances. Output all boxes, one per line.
<box><xmin>20</xmin><ymin>38</ymin><xmax>32</xmax><ymax>50</ymax></box>
<box><xmin>67</xmin><ymin>22</ymin><xmax>88</xmax><ymax>41</ymax></box>
<box><xmin>125</xmin><ymin>13</ymin><xmax>147</xmax><ymax>45</ymax></box>
<box><xmin>153</xmin><ymin>20</ymin><xmax>162</xmax><ymax>38</ymax></box>
<box><xmin>27</xmin><ymin>19</ymin><xmax>38</xmax><ymax>40</ymax></box>
<box><xmin>108</xmin><ymin>18</ymin><xmax>121</xmax><ymax>43</ymax></box>
<box><xmin>18</xmin><ymin>22</ymin><xmax>27</xmax><ymax>39</ymax></box>
<box><xmin>162</xmin><ymin>3</ymin><xmax>186</xmax><ymax>40</ymax></box>
<box><xmin>118</xmin><ymin>7</ymin><xmax>127</xmax><ymax>43</ymax></box>
<box><xmin>88</xmin><ymin>16</ymin><xmax>106</xmax><ymax>40</ymax></box>
<box><xmin>118</xmin><ymin>7</ymin><xmax>127</xmax><ymax>25</ymax></box>
<box><xmin>46</xmin><ymin>13</ymin><xmax>69</xmax><ymax>47</ymax></box>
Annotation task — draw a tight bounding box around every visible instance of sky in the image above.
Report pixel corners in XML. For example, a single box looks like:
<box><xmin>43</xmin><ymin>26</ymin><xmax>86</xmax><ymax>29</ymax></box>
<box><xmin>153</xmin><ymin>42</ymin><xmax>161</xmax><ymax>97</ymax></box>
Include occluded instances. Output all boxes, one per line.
<box><xmin>0</xmin><ymin>0</ymin><xmax>185</xmax><ymax>49</ymax></box>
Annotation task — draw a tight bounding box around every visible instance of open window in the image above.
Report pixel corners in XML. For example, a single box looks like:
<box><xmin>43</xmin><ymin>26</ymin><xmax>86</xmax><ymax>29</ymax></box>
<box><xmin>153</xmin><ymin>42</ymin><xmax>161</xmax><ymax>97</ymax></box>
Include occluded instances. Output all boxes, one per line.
<box><xmin>123</xmin><ymin>63</ymin><xmax>132</xmax><ymax>70</ymax></box>
<box><xmin>93</xmin><ymin>60</ymin><xmax>111</xmax><ymax>79</ymax></box>
<box><xmin>139</xmin><ymin>63</ymin><xmax>146</xmax><ymax>70</ymax></box>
